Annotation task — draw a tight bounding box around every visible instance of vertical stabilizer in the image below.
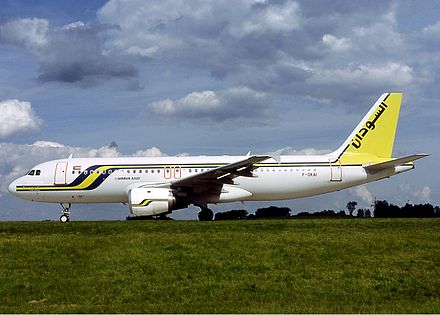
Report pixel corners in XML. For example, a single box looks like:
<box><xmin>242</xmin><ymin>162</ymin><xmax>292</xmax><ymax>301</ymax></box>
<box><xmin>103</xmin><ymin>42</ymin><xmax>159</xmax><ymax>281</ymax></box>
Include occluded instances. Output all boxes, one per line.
<box><xmin>332</xmin><ymin>93</ymin><xmax>403</xmax><ymax>164</ymax></box>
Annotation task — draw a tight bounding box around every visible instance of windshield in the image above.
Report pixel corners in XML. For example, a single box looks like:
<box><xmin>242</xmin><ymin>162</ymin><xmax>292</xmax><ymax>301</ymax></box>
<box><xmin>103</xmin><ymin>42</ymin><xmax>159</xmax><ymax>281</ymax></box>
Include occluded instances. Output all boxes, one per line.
<box><xmin>27</xmin><ymin>170</ymin><xmax>41</xmax><ymax>176</ymax></box>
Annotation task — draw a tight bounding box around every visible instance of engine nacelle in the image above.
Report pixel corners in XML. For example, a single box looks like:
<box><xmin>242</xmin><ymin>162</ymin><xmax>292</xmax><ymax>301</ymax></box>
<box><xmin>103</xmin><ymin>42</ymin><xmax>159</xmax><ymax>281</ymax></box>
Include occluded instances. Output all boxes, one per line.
<box><xmin>129</xmin><ymin>187</ymin><xmax>176</xmax><ymax>216</ymax></box>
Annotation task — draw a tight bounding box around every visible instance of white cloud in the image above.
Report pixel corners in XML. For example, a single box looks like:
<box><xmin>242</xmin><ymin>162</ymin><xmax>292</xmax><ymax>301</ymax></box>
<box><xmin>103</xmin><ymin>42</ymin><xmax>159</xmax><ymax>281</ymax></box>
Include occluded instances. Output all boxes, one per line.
<box><xmin>32</xmin><ymin>141</ymin><xmax>65</xmax><ymax>148</ymax></box>
<box><xmin>148</xmin><ymin>87</ymin><xmax>269</xmax><ymax>122</ymax></box>
<box><xmin>97</xmin><ymin>0</ymin><xmax>303</xmax><ymax>63</ymax></box>
<box><xmin>61</xmin><ymin>21</ymin><xmax>87</xmax><ymax>31</ymax></box>
<box><xmin>322</xmin><ymin>34</ymin><xmax>352</xmax><ymax>51</ymax></box>
<box><xmin>83</xmin><ymin>144</ymin><xmax>167</xmax><ymax>158</ymax></box>
<box><xmin>0</xmin><ymin>1</ymin><xmax>431</xmax><ymax>105</ymax></box>
<box><xmin>232</xmin><ymin>0</ymin><xmax>302</xmax><ymax>37</ymax></box>
<box><xmin>0</xmin><ymin>100</ymin><xmax>43</xmax><ymax>138</ymax></box>
<box><xmin>94</xmin><ymin>0</ymin><xmax>430</xmax><ymax>107</ymax></box>
<box><xmin>351</xmin><ymin>185</ymin><xmax>374</xmax><ymax>205</ymax></box>
<box><xmin>398</xmin><ymin>183</ymin><xmax>432</xmax><ymax>203</ymax></box>
<box><xmin>126</xmin><ymin>45</ymin><xmax>159</xmax><ymax>58</ymax></box>
<box><xmin>0</xmin><ymin>18</ymin><xmax>48</xmax><ymax>50</ymax></box>
<box><xmin>422</xmin><ymin>21</ymin><xmax>440</xmax><ymax>35</ymax></box>
<box><xmin>270</xmin><ymin>146</ymin><xmax>331</xmax><ymax>156</ymax></box>
<box><xmin>151</xmin><ymin>90</ymin><xmax>221</xmax><ymax>114</ymax></box>
<box><xmin>310</xmin><ymin>62</ymin><xmax>413</xmax><ymax>87</ymax></box>
<box><xmin>133</xmin><ymin>147</ymin><xmax>167</xmax><ymax>157</ymax></box>
<box><xmin>352</xmin><ymin>21</ymin><xmax>402</xmax><ymax>52</ymax></box>
<box><xmin>87</xmin><ymin>146</ymin><xmax>121</xmax><ymax>158</ymax></box>
<box><xmin>414</xmin><ymin>21</ymin><xmax>440</xmax><ymax>51</ymax></box>
<box><xmin>414</xmin><ymin>186</ymin><xmax>432</xmax><ymax>201</ymax></box>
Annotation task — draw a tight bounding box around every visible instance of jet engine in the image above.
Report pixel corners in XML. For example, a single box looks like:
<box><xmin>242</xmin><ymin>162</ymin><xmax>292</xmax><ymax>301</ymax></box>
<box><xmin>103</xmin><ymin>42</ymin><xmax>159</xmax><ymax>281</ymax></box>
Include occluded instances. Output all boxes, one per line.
<box><xmin>129</xmin><ymin>187</ymin><xmax>176</xmax><ymax>216</ymax></box>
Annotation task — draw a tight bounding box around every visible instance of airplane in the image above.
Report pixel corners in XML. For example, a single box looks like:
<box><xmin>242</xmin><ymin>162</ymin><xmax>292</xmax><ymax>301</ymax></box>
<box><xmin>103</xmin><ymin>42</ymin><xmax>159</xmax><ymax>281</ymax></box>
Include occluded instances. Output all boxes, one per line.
<box><xmin>8</xmin><ymin>93</ymin><xmax>428</xmax><ymax>222</ymax></box>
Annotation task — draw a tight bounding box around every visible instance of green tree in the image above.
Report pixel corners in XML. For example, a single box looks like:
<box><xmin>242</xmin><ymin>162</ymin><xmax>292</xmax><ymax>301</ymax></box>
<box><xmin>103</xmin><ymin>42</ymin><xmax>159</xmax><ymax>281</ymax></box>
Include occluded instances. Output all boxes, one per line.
<box><xmin>346</xmin><ymin>201</ymin><xmax>357</xmax><ymax>217</ymax></box>
<box><xmin>255</xmin><ymin>206</ymin><xmax>291</xmax><ymax>219</ymax></box>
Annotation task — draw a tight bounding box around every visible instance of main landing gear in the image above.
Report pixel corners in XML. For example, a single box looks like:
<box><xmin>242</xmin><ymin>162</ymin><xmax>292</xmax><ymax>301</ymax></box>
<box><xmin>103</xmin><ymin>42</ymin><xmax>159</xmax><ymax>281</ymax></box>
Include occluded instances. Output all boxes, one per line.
<box><xmin>197</xmin><ymin>205</ymin><xmax>214</xmax><ymax>221</ymax></box>
<box><xmin>60</xmin><ymin>203</ymin><xmax>71</xmax><ymax>222</ymax></box>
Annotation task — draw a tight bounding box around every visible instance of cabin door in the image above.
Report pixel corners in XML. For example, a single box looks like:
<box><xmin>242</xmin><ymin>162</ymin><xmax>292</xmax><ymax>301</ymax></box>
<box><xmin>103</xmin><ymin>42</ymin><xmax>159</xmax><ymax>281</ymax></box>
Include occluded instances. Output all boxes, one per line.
<box><xmin>329</xmin><ymin>159</ymin><xmax>342</xmax><ymax>182</ymax></box>
<box><xmin>54</xmin><ymin>162</ymin><xmax>68</xmax><ymax>185</ymax></box>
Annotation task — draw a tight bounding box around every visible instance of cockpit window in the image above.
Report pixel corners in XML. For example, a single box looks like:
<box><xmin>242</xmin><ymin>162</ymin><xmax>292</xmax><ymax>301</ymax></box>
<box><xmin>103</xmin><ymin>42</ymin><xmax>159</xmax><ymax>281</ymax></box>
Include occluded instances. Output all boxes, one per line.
<box><xmin>27</xmin><ymin>169</ymin><xmax>41</xmax><ymax>176</ymax></box>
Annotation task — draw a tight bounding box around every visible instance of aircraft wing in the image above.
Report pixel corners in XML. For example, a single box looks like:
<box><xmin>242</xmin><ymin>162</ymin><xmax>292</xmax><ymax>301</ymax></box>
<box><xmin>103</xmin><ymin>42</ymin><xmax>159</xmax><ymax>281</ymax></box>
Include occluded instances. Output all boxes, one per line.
<box><xmin>363</xmin><ymin>154</ymin><xmax>429</xmax><ymax>173</ymax></box>
<box><xmin>130</xmin><ymin>155</ymin><xmax>271</xmax><ymax>207</ymax></box>
<box><xmin>171</xmin><ymin>155</ymin><xmax>271</xmax><ymax>188</ymax></box>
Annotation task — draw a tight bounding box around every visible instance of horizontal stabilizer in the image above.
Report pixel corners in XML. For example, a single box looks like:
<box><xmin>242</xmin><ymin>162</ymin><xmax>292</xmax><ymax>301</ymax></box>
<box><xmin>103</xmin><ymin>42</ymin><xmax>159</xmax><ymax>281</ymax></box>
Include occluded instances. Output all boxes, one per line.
<box><xmin>363</xmin><ymin>154</ymin><xmax>429</xmax><ymax>173</ymax></box>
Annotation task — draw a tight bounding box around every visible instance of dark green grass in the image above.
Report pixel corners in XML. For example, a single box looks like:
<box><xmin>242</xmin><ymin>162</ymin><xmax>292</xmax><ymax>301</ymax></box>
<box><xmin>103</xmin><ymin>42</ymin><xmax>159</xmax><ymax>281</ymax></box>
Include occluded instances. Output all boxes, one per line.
<box><xmin>0</xmin><ymin>218</ymin><xmax>439</xmax><ymax>313</ymax></box>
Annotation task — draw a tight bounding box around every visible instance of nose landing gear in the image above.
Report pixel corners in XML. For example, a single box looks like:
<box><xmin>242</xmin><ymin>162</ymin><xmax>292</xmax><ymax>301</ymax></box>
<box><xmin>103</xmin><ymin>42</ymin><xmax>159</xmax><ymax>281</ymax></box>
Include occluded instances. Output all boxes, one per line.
<box><xmin>60</xmin><ymin>203</ymin><xmax>71</xmax><ymax>222</ymax></box>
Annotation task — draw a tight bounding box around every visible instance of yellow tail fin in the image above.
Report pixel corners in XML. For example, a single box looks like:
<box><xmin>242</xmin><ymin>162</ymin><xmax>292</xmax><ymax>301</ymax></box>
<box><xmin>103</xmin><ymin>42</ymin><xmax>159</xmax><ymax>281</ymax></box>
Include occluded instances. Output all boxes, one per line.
<box><xmin>333</xmin><ymin>93</ymin><xmax>403</xmax><ymax>164</ymax></box>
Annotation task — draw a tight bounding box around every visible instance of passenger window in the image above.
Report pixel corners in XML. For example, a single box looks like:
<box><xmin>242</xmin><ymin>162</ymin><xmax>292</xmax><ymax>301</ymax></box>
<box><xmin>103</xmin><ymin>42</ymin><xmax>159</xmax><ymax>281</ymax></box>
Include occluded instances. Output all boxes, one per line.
<box><xmin>127</xmin><ymin>170</ymin><xmax>130</xmax><ymax>174</ymax></box>
<box><xmin>133</xmin><ymin>170</ymin><xmax>136</xmax><ymax>174</ymax></box>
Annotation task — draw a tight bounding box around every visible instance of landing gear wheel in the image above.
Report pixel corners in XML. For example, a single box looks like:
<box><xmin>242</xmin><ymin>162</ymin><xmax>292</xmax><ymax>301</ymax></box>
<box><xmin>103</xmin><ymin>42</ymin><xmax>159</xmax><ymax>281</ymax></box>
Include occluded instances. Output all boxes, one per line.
<box><xmin>60</xmin><ymin>203</ymin><xmax>71</xmax><ymax>223</ymax></box>
<box><xmin>198</xmin><ymin>208</ymin><xmax>214</xmax><ymax>221</ymax></box>
<box><xmin>60</xmin><ymin>214</ymin><xmax>70</xmax><ymax>223</ymax></box>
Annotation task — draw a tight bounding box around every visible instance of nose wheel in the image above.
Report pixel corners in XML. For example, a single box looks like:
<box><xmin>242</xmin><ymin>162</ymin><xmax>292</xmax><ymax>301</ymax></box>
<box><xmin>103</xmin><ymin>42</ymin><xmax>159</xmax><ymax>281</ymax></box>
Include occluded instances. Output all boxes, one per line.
<box><xmin>60</xmin><ymin>203</ymin><xmax>71</xmax><ymax>222</ymax></box>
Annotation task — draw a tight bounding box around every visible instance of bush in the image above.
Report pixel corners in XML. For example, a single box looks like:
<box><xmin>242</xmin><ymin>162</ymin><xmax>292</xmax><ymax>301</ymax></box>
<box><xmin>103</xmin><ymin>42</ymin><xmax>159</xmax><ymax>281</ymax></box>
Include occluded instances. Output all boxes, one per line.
<box><xmin>255</xmin><ymin>206</ymin><xmax>291</xmax><ymax>219</ymax></box>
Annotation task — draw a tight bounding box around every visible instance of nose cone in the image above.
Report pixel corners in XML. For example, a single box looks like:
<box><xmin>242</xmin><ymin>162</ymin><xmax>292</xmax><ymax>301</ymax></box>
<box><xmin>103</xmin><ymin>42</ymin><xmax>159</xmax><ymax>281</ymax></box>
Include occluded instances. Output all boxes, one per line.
<box><xmin>8</xmin><ymin>180</ymin><xmax>17</xmax><ymax>195</ymax></box>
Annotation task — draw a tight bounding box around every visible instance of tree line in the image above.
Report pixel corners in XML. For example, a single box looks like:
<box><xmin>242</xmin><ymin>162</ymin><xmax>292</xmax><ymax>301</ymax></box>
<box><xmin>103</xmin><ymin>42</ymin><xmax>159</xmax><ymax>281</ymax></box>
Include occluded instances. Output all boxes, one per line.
<box><xmin>126</xmin><ymin>200</ymin><xmax>440</xmax><ymax>220</ymax></box>
<box><xmin>213</xmin><ymin>200</ymin><xmax>440</xmax><ymax>220</ymax></box>
<box><xmin>373</xmin><ymin>200</ymin><xmax>440</xmax><ymax>218</ymax></box>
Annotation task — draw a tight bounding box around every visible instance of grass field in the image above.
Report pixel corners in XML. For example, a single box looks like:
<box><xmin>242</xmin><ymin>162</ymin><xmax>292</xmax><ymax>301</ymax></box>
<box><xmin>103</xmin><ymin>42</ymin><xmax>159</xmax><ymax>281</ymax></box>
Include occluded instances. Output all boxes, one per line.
<box><xmin>0</xmin><ymin>218</ymin><xmax>439</xmax><ymax>313</ymax></box>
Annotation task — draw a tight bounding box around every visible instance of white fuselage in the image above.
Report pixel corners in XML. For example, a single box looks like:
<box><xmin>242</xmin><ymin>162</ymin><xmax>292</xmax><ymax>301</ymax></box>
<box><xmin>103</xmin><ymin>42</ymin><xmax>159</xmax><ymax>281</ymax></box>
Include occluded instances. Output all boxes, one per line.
<box><xmin>8</xmin><ymin>154</ymin><xmax>412</xmax><ymax>204</ymax></box>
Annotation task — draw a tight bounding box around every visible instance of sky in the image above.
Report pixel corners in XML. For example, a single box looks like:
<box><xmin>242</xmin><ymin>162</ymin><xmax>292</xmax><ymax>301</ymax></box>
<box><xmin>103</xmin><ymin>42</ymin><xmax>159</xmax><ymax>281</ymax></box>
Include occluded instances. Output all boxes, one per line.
<box><xmin>0</xmin><ymin>0</ymin><xmax>439</xmax><ymax>221</ymax></box>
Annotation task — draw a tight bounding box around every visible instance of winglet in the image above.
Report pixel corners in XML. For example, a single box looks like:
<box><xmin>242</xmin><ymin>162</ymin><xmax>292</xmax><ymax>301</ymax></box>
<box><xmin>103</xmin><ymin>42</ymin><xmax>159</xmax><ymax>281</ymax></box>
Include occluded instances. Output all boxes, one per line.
<box><xmin>268</xmin><ymin>152</ymin><xmax>281</xmax><ymax>164</ymax></box>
